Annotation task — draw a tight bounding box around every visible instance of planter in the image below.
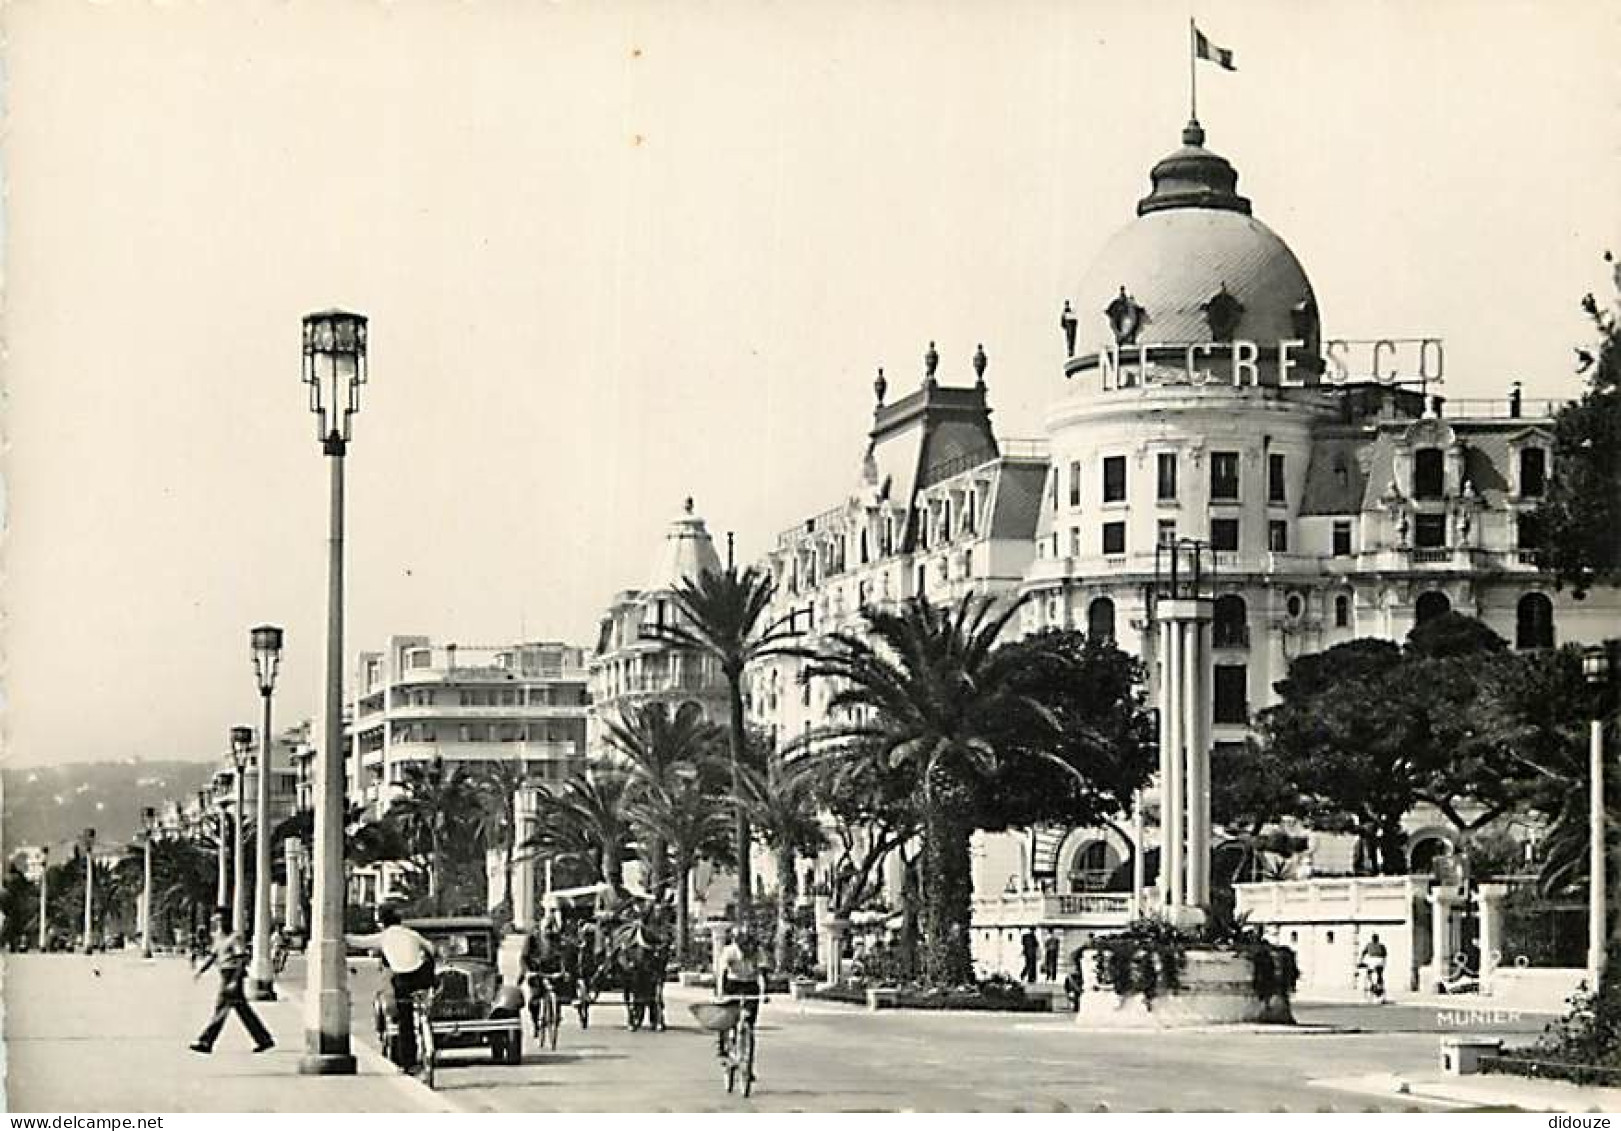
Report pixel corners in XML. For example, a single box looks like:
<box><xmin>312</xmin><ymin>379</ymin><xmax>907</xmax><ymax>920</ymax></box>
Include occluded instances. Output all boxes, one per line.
<box><xmin>866</xmin><ymin>986</ymin><xmax>901</xmax><ymax>1011</ymax></box>
<box><xmin>790</xmin><ymin>978</ymin><xmax>816</xmax><ymax>1001</ymax></box>
<box><xmin>1075</xmin><ymin>947</ymin><xmax>1295</xmax><ymax>1028</ymax></box>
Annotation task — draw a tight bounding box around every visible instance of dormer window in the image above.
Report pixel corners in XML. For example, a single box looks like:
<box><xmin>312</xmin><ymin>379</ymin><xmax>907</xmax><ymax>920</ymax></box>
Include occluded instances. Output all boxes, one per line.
<box><xmin>1413</xmin><ymin>448</ymin><xmax>1445</xmax><ymax>500</ymax></box>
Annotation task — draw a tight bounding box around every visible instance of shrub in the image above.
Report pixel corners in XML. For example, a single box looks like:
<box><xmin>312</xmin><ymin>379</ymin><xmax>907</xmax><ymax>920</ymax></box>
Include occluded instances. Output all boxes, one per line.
<box><xmin>1089</xmin><ymin>914</ymin><xmax>1298</xmax><ymax>1003</ymax></box>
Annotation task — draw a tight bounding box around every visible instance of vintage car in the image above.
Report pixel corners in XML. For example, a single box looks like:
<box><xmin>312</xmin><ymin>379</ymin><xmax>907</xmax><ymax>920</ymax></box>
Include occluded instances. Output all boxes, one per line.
<box><xmin>373</xmin><ymin>916</ymin><xmax>525</xmax><ymax>1065</ymax></box>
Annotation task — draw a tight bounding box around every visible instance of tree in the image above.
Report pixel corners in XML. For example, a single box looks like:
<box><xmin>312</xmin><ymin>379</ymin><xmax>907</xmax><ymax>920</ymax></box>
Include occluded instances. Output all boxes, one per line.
<box><xmin>605</xmin><ymin>700</ymin><xmax>724</xmax><ymax>894</ymax></box>
<box><xmin>523</xmin><ymin>771</ymin><xmax>635</xmax><ymax>890</ymax></box>
<box><xmin>647</xmin><ymin>564</ymin><xmax>804</xmax><ymax>923</ymax></box>
<box><xmin>624</xmin><ymin>768</ymin><xmax>729</xmax><ymax>960</ymax></box>
<box><xmin>384</xmin><ymin>758</ymin><xmax>483</xmax><ymax>914</ymax></box>
<box><xmin>1211</xmin><ymin>740</ymin><xmax>1300</xmax><ymax>838</ymax></box>
<box><xmin>469</xmin><ymin>754</ymin><xmax>535</xmax><ymax>921</ymax></box>
<box><xmin>735</xmin><ymin>739</ymin><xmax>827</xmax><ymax>970</ymax></box>
<box><xmin>801</xmin><ymin>596</ymin><xmax>1146</xmax><ymax>986</ymax></box>
<box><xmin>1533</xmin><ymin>256</ymin><xmax>1621</xmax><ymax>598</ymax></box>
<box><xmin>1</xmin><ymin>867</ymin><xmax>39</xmax><ymax>950</ymax></box>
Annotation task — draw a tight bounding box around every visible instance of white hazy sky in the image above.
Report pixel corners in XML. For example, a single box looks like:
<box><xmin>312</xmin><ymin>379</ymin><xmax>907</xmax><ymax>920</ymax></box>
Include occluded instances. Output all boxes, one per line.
<box><xmin>3</xmin><ymin>1</ymin><xmax>1617</xmax><ymax>769</ymax></box>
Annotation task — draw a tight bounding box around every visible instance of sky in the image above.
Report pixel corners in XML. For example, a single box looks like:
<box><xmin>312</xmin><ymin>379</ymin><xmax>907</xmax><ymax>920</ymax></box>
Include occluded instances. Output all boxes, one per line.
<box><xmin>3</xmin><ymin>0</ymin><xmax>1617</xmax><ymax>769</ymax></box>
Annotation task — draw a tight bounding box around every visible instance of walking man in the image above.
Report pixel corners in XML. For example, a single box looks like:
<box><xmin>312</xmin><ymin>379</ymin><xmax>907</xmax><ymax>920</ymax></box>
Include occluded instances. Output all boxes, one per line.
<box><xmin>190</xmin><ymin>908</ymin><xmax>273</xmax><ymax>1054</ymax></box>
<box><xmin>347</xmin><ymin>904</ymin><xmax>437</xmax><ymax>1071</ymax></box>
<box><xmin>1020</xmin><ymin>928</ymin><xmax>1039</xmax><ymax>983</ymax></box>
<box><xmin>1042</xmin><ymin>930</ymin><xmax>1061</xmax><ymax>982</ymax></box>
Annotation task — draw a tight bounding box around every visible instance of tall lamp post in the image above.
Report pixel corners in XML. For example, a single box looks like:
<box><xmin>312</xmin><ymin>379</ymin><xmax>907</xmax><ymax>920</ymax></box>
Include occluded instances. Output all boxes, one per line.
<box><xmin>248</xmin><ymin>625</ymin><xmax>285</xmax><ymax>1001</ymax></box>
<box><xmin>80</xmin><ymin>828</ymin><xmax>96</xmax><ymax>953</ymax></box>
<box><xmin>229</xmin><ymin>726</ymin><xmax>253</xmax><ymax>936</ymax></box>
<box><xmin>204</xmin><ymin>787</ymin><xmax>227</xmax><ymax>909</ymax></box>
<box><xmin>299</xmin><ymin>308</ymin><xmax>367</xmax><ymax>1076</ymax></box>
<box><xmin>38</xmin><ymin>846</ymin><xmax>49</xmax><ymax>952</ymax></box>
<box><xmin>140</xmin><ymin>807</ymin><xmax>157</xmax><ymax>959</ymax></box>
<box><xmin>1584</xmin><ymin>642</ymin><xmax>1618</xmax><ymax>987</ymax></box>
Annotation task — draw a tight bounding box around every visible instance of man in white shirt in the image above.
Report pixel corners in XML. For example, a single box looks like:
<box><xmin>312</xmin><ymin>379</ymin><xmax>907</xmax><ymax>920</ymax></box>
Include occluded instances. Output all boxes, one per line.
<box><xmin>346</xmin><ymin>905</ymin><xmax>436</xmax><ymax>1070</ymax></box>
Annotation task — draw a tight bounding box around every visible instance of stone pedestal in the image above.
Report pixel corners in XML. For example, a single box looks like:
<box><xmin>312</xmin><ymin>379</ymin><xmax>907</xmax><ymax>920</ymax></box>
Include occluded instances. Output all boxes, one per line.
<box><xmin>1075</xmin><ymin>948</ymin><xmax>1294</xmax><ymax>1028</ymax></box>
<box><xmin>1427</xmin><ymin>886</ymin><xmax>1463</xmax><ymax>992</ymax></box>
<box><xmin>1477</xmin><ymin>882</ymin><xmax>1508</xmax><ymax>986</ymax></box>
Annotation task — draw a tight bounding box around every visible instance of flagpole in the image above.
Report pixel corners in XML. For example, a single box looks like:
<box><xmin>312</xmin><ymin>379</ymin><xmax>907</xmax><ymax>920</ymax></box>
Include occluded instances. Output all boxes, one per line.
<box><xmin>1189</xmin><ymin>18</ymin><xmax>1198</xmax><ymax>122</ymax></box>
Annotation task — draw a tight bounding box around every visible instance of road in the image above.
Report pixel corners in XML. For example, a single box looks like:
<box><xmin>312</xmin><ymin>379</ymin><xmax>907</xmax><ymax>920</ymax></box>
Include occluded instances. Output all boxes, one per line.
<box><xmin>333</xmin><ymin>956</ymin><xmax>1548</xmax><ymax>1112</ymax></box>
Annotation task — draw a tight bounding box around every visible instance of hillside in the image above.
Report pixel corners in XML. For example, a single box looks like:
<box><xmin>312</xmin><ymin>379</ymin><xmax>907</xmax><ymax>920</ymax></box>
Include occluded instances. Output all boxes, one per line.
<box><xmin>2</xmin><ymin>759</ymin><xmax>220</xmax><ymax>853</ymax></box>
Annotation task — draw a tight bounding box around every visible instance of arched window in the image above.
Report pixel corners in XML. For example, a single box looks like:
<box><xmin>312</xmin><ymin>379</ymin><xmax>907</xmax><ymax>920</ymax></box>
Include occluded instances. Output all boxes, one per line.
<box><xmin>860</xmin><ymin>529</ymin><xmax>870</xmax><ymax>564</ymax></box>
<box><xmin>1334</xmin><ymin>593</ymin><xmax>1351</xmax><ymax>628</ymax></box>
<box><xmin>1519</xmin><ymin>448</ymin><xmax>1547</xmax><ymax>497</ymax></box>
<box><xmin>1415</xmin><ymin>590</ymin><xmax>1451</xmax><ymax>626</ymax></box>
<box><xmin>1068</xmin><ymin>840</ymin><xmax>1119</xmax><ymax>893</ymax></box>
<box><xmin>1087</xmin><ymin>597</ymin><xmax>1116</xmax><ymax>642</ymax></box>
<box><xmin>1213</xmin><ymin>594</ymin><xmax>1248</xmax><ymax>648</ymax></box>
<box><xmin>1516</xmin><ymin>592</ymin><xmax>1555</xmax><ymax>650</ymax></box>
<box><xmin>1413</xmin><ymin>447</ymin><xmax>1445</xmax><ymax>499</ymax></box>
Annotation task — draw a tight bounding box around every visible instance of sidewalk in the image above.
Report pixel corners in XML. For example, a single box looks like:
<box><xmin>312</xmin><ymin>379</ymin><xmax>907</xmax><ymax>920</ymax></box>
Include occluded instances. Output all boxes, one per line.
<box><xmin>1313</xmin><ymin>1070</ymin><xmax>1621</xmax><ymax>1113</ymax></box>
<box><xmin>2</xmin><ymin>952</ymin><xmax>446</xmax><ymax>1113</ymax></box>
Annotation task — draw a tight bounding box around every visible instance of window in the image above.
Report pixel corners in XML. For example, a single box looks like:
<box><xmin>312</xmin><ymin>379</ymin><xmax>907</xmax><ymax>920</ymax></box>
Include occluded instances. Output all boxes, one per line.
<box><xmin>1332</xmin><ymin>520</ymin><xmax>1352</xmax><ymax>557</ymax></box>
<box><xmin>1214</xmin><ymin>665</ymin><xmax>1248</xmax><ymax>724</ymax></box>
<box><xmin>1520</xmin><ymin>448</ymin><xmax>1547</xmax><ymax>497</ymax></box>
<box><xmin>1268</xmin><ymin>520</ymin><xmax>1289</xmax><ymax>553</ymax></box>
<box><xmin>1069</xmin><ymin>527</ymin><xmax>1081</xmax><ymax>559</ymax></box>
<box><xmin>1157</xmin><ymin>453</ymin><xmax>1178</xmax><ymax>501</ymax></box>
<box><xmin>1269</xmin><ymin>453</ymin><xmax>1287</xmax><ymax>503</ymax></box>
<box><xmin>1413</xmin><ymin>448</ymin><xmax>1445</xmax><ymax>500</ymax></box>
<box><xmin>1516</xmin><ymin>592</ymin><xmax>1555</xmax><ymax>650</ymax></box>
<box><xmin>1102</xmin><ymin>521</ymin><xmax>1126</xmax><ymax>555</ymax></box>
<box><xmin>1334</xmin><ymin>594</ymin><xmax>1351</xmax><ymax>627</ymax></box>
<box><xmin>1103</xmin><ymin>456</ymin><xmax>1127</xmax><ymax>503</ymax></box>
<box><xmin>1087</xmin><ymin>597</ymin><xmax>1116</xmax><ymax>641</ymax></box>
<box><xmin>1211</xmin><ymin>518</ymin><xmax>1239</xmax><ymax>552</ymax></box>
<box><xmin>1518</xmin><ymin>512</ymin><xmax>1544</xmax><ymax>550</ymax></box>
<box><xmin>1213</xmin><ymin>595</ymin><xmax>1248</xmax><ymax>648</ymax></box>
<box><xmin>1415</xmin><ymin>513</ymin><xmax>1447</xmax><ymax>548</ymax></box>
<box><xmin>1069</xmin><ymin>461</ymin><xmax>1082</xmax><ymax>507</ymax></box>
<box><xmin>1049</xmin><ymin>470</ymin><xmax>1059</xmax><ymax>512</ymax></box>
<box><xmin>1415</xmin><ymin>590</ymin><xmax>1451</xmax><ymax>626</ymax></box>
<box><xmin>1069</xmin><ymin>841</ymin><xmax>1117</xmax><ymax>893</ymax></box>
<box><xmin>1211</xmin><ymin>451</ymin><xmax>1240</xmax><ymax>500</ymax></box>
<box><xmin>1157</xmin><ymin>519</ymin><xmax>1177</xmax><ymax>546</ymax></box>
<box><xmin>860</xmin><ymin>529</ymin><xmax>869</xmax><ymax>564</ymax></box>
<box><xmin>942</xmin><ymin>500</ymin><xmax>952</xmax><ymax>541</ymax></box>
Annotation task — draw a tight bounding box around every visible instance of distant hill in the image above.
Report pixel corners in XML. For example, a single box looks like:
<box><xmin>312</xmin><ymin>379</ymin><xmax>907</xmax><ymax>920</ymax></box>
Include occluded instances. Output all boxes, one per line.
<box><xmin>2</xmin><ymin>760</ymin><xmax>220</xmax><ymax>854</ymax></box>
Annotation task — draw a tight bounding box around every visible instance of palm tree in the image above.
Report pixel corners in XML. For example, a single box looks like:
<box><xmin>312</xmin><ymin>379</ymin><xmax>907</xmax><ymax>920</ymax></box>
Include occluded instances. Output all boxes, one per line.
<box><xmin>604</xmin><ymin>700</ymin><xmax>723</xmax><ymax>893</ymax></box>
<box><xmin>800</xmin><ymin>594</ymin><xmax>1076</xmax><ymax>986</ymax></box>
<box><xmin>736</xmin><ymin>742</ymin><xmax>826</xmax><ymax>970</ymax></box>
<box><xmin>522</xmin><ymin>771</ymin><xmax>635</xmax><ymax>890</ymax></box>
<box><xmin>469</xmin><ymin>753</ymin><xmax>535</xmax><ymax>921</ymax></box>
<box><xmin>625</xmin><ymin>770</ymin><xmax>730</xmax><ymax>962</ymax></box>
<box><xmin>646</xmin><ymin>564</ymin><xmax>804</xmax><ymax>922</ymax></box>
<box><xmin>386</xmin><ymin>757</ymin><xmax>482</xmax><ymax>914</ymax></box>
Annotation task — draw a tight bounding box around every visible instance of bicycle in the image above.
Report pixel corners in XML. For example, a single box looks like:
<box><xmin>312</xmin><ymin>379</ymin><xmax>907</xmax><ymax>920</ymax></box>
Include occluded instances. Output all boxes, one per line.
<box><xmin>409</xmin><ymin>983</ymin><xmax>440</xmax><ymax>1090</ymax></box>
<box><xmin>1357</xmin><ymin>962</ymin><xmax>1386</xmax><ymax>1003</ymax></box>
<box><xmin>527</xmin><ymin>971</ymin><xmax>564</xmax><ymax>1051</ymax></box>
<box><xmin>690</xmin><ymin>994</ymin><xmax>765</xmax><ymax>1097</ymax></box>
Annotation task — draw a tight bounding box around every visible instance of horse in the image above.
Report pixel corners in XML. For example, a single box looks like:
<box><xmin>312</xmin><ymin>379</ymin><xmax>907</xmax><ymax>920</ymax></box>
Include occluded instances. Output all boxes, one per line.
<box><xmin>606</xmin><ymin>912</ymin><xmax>667</xmax><ymax>1032</ymax></box>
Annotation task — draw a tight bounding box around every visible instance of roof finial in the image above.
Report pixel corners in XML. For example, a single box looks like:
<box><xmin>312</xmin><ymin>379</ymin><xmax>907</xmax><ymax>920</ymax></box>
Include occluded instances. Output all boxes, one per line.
<box><xmin>684</xmin><ymin>496</ymin><xmax>694</xmax><ymax>515</ymax></box>
<box><xmin>874</xmin><ymin>366</ymin><xmax>887</xmax><ymax>405</ymax></box>
<box><xmin>1060</xmin><ymin>301</ymin><xmax>1078</xmax><ymax>358</ymax></box>
<box><xmin>924</xmin><ymin>340</ymin><xmax>939</xmax><ymax>386</ymax></box>
<box><xmin>1183</xmin><ymin>119</ymin><xmax>1205</xmax><ymax>147</ymax></box>
<box><xmin>972</xmin><ymin>343</ymin><xmax>988</xmax><ymax>386</ymax></box>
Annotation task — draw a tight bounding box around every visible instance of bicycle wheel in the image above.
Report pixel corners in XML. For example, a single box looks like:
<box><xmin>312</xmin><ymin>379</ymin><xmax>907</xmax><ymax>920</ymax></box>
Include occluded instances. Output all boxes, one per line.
<box><xmin>739</xmin><ymin>1021</ymin><xmax>755</xmax><ymax>1097</ymax></box>
<box><xmin>417</xmin><ymin>1011</ymin><xmax>437</xmax><ymax>1091</ymax></box>
<box><xmin>545</xmin><ymin>991</ymin><xmax>561</xmax><ymax>1051</ymax></box>
<box><xmin>724</xmin><ymin>1030</ymin><xmax>738</xmax><ymax>1094</ymax></box>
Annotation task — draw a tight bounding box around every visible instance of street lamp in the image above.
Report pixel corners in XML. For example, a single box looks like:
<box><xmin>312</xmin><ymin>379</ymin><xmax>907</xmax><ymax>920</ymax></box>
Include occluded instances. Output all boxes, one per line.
<box><xmin>80</xmin><ymin>828</ymin><xmax>96</xmax><ymax>954</ymax></box>
<box><xmin>300</xmin><ymin>307</ymin><xmax>367</xmax><ymax>1076</ymax></box>
<box><xmin>1585</xmin><ymin>642</ymin><xmax>1618</xmax><ymax>987</ymax></box>
<box><xmin>202</xmin><ymin>787</ymin><xmax>227</xmax><ymax>908</ymax></box>
<box><xmin>248</xmin><ymin>624</ymin><xmax>284</xmax><ymax>1001</ymax></box>
<box><xmin>38</xmin><ymin>846</ymin><xmax>49</xmax><ymax>952</ymax></box>
<box><xmin>229</xmin><ymin>726</ymin><xmax>253</xmax><ymax>937</ymax></box>
<box><xmin>140</xmin><ymin>807</ymin><xmax>157</xmax><ymax>959</ymax></box>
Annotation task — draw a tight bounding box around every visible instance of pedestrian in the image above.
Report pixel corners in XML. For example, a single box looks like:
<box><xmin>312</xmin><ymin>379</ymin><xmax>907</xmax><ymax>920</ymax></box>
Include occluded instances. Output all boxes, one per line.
<box><xmin>1063</xmin><ymin>949</ymin><xmax>1086</xmax><ymax>1011</ymax></box>
<box><xmin>1020</xmin><ymin>928</ymin><xmax>1039</xmax><ymax>983</ymax></box>
<box><xmin>346</xmin><ymin>904</ymin><xmax>437</xmax><ymax>1072</ymax></box>
<box><xmin>189</xmin><ymin>907</ymin><xmax>274</xmax><ymax>1054</ymax></box>
<box><xmin>1042</xmin><ymin>930</ymin><xmax>1061</xmax><ymax>982</ymax></box>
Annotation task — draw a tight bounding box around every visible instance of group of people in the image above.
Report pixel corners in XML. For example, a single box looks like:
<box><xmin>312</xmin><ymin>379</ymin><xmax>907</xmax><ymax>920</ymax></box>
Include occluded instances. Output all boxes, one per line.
<box><xmin>1018</xmin><ymin>928</ymin><xmax>1064</xmax><ymax>983</ymax></box>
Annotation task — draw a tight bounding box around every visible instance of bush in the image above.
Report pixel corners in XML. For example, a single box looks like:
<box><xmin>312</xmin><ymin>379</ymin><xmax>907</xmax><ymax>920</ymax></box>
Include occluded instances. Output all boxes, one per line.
<box><xmin>1497</xmin><ymin>948</ymin><xmax>1621</xmax><ymax>1074</ymax></box>
<box><xmin>1089</xmin><ymin>914</ymin><xmax>1299</xmax><ymax>1003</ymax></box>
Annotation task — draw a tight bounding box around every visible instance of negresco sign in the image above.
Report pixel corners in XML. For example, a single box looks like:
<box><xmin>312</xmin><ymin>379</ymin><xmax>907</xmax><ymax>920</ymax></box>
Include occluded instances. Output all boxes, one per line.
<box><xmin>1089</xmin><ymin>337</ymin><xmax>1445</xmax><ymax>390</ymax></box>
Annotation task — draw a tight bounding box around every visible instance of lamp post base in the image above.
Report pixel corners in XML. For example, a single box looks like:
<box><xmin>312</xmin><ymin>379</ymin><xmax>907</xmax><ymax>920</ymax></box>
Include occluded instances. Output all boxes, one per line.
<box><xmin>247</xmin><ymin>979</ymin><xmax>277</xmax><ymax>1001</ymax></box>
<box><xmin>297</xmin><ymin>1053</ymin><xmax>357</xmax><ymax>1076</ymax></box>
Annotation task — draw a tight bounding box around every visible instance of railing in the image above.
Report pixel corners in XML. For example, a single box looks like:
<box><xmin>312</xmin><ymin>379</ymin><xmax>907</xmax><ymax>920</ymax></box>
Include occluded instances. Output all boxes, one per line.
<box><xmin>1000</xmin><ymin>438</ymin><xmax>1051</xmax><ymax>460</ymax></box>
<box><xmin>1411</xmin><ymin>548</ymin><xmax>1452</xmax><ymax>563</ymax></box>
<box><xmin>1441</xmin><ymin>398</ymin><xmax>1565</xmax><ymax>420</ymax></box>
<box><xmin>1057</xmin><ymin>893</ymin><xmax>1132</xmax><ymax>917</ymax></box>
<box><xmin>919</xmin><ymin>449</ymin><xmax>998</xmax><ymax>487</ymax></box>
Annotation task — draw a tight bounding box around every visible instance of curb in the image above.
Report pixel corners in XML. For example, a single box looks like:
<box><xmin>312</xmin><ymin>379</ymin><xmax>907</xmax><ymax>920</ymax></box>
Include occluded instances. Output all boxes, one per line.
<box><xmin>277</xmin><ymin>983</ymin><xmax>465</xmax><ymax>1114</ymax></box>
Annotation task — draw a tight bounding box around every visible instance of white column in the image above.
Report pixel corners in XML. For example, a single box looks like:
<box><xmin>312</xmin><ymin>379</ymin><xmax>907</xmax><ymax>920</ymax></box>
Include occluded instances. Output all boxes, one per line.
<box><xmin>1165</xmin><ymin>620</ymin><xmax>1185</xmax><ymax>908</ymax></box>
<box><xmin>513</xmin><ymin>787</ymin><xmax>538</xmax><ymax>932</ymax></box>
<box><xmin>1155</xmin><ymin>621</ymin><xmax>1173</xmax><ymax>908</ymax></box>
<box><xmin>1478</xmin><ymin>882</ymin><xmax>1508</xmax><ymax>990</ymax></box>
<box><xmin>1591</xmin><ymin>716</ymin><xmax>1607</xmax><ymax>987</ymax></box>
<box><xmin>1130</xmin><ymin>796</ymin><xmax>1146</xmax><ymax>922</ymax></box>
<box><xmin>1187</xmin><ymin>617</ymin><xmax>1211</xmax><ymax>908</ymax></box>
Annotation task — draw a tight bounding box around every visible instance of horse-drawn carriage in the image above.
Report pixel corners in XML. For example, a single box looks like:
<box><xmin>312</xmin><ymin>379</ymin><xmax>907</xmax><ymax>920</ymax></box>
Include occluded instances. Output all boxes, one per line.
<box><xmin>526</xmin><ymin>886</ymin><xmax>672</xmax><ymax>1034</ymax></box>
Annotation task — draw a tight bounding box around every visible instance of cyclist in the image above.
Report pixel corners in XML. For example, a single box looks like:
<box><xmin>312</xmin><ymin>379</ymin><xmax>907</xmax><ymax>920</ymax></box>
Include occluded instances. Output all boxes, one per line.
<box><xmin>269</xmin><ymin>922</ymin><xmax>289</xmax><ymax>973</ymax></box>
<box><xmin>1358</xmin><ymin>933</ymin><xmax>1388</xmax><ymax>1000</ymax></box>
<box><xmin>522</xmin><ymin>911</ymin><xmax>567</xmax><ymax>1038</ymax></box>
<box><xmin>715</xmin><ymin>926</ymin><xmax>766</xmax><ymax>1059</ymax></box>
<box><xmin>346</xmin><ymin>904</ymin><xmax>437</xmax><ymax>1072</ymax></box>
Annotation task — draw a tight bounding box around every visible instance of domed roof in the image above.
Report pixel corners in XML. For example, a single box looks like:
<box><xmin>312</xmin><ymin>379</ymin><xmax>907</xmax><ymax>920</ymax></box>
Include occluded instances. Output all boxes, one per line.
<box><xmin>647</xmin><ymin>497</ymin><xmax>722</xmax><ymax>593</ymax></box>
<box><xmin>1072</xmin><ymin>121</ymin><xmax>1319</xmax><ymax>359</ymax></box>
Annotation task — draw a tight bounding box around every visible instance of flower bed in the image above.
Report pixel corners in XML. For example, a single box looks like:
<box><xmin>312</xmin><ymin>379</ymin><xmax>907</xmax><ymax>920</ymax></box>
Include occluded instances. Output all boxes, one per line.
<box><xmin>803</xmin><ymin>980</ymin><xmax>1050</xmax><ymax>1013</ymax></box>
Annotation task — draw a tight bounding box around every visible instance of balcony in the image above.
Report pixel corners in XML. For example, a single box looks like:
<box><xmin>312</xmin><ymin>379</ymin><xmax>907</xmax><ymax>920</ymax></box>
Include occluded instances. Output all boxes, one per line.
<box><xmin>971</xmin><ymin>890</ymin><xmax>1135</xmax><ymax>928</ymax></box>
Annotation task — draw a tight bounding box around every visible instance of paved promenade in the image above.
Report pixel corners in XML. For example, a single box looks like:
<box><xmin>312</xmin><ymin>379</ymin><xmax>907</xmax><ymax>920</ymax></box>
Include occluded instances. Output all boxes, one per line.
<box><xmin>5</xmin><ymin>950</ymin><xmax>1619</xmax><ymax>1112</ymax></box>
<box><xmin>2</xmin><ymin>952</ymin><xmax>441</xmax><ymax>1113</ymax></box>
